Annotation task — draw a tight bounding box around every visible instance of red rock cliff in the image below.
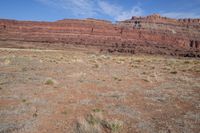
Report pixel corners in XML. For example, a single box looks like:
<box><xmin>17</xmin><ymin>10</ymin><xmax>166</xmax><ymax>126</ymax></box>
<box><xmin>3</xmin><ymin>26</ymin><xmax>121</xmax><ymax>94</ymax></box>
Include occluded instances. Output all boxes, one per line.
<box><xmin>0</xmin><ymin>14</ymin><xmax>200</xmax><ymax>57</ymax></box>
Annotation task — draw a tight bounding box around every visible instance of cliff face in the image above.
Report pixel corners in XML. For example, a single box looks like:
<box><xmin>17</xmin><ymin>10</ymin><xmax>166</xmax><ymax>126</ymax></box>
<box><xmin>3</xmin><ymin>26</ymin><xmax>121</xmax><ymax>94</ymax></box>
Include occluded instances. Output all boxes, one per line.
<box><xmin>0</xmin><ymin>14</ymin><xmax>200</xmax><ymax>57</ymax></box>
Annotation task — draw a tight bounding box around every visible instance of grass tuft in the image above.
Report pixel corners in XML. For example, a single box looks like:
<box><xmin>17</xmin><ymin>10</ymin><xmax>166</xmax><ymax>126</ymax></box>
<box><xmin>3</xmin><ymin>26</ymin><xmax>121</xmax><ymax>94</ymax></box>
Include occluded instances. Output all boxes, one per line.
<box><xmin>101</xmin><ymin>120</ymin><xmax>123</xmax><ymax>132</ymax></box>
<box><xmin>86</xmin><ymin>114</ymin><xmax>101</xmax><ymax>125</ymax></box>
<box><xmin>170</xmin><ymin>71</ymin><xmax>178</xmax><ymax>74</ymax></box>
<box><xmin>143</xmin><ymin>79</ymin><xmax>150</xmax><ymax>82</ymax></box>
<box><xmin>113</xmin><ymin>77</ymin><xmax>122</xmax><ymax>82</ymax></box>
<box><xmin>184</xmin><ymin>61</ymin><xmax>190</xmax><ymax>64</ymax></box>
<box><xmin>45</xmin><ymin>79</ymin><xmax>54</xmax><ymax>85</ymax></box>
<box><xmin>33</xmin><ymin>112</ymin><xmax>38</xmax><ymax>118</ymax></box>
<box><xmin>93</xmin><ymin>108</ymin><xmax>103</xmax><ymax>113</ymax></box>
<box><xmin>22</xmin><ymin>99</ymin><xmax>26</xmax><ymax>103</ymax></box>
<box><xmin>94</xmin><ymin>64</ymin><xmax>99</xmax><ymax>68</ymax></box>
<box><xmin>61</xmin><ymin>111</ymin><xmax>68</xmax><ymax>115</ymax></box>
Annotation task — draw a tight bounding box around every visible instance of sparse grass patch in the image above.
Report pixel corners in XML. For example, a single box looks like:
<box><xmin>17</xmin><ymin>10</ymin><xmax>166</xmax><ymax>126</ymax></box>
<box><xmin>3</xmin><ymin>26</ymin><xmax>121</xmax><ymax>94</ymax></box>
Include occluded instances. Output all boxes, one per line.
<box><xmin>77</xmin><ymin>110</ymin><xmax>123</xmax><ymax>133</ymax></box>
<box><xmin>131</xmin><ymin>64</ymin><xmax>139</xmax><ymax>68</ymax></box>
<box><xmin>167</xmin><ymin>61</ymin><xmax>175</xmax><ymax>67</ymax></box>
<box><xmin>115</xmin><ymin>57</ymin><xmax>126</xmax><ymax>64</ymax></box>
<box><xmin>78</xmin><ymin>79</ymin><xmax>84</xmax><ymax>83</ymax></box>
<box><xmin>113</xmin><ymin>77</ymin><xmax>122</xmax><ymax>82</ymax></box>
<box><xmin>45</xmin><ymin>78</ymin><xmax>54</xmax><ymax>85</ymax></box>
<box><xmin>1</xmin><ymin>49</ymin><xmax>200</xmax><ymax>133</ymax></box>
<box><xmin>76</xmin><ymin>117</ymin><xmax>101</xmax><ymax>133</ymax></box>
<box><xmin>61</xmin><ymin>111</ymin><xmax>68</xmax><ymax>115</ymax></box>
<box><xmin>33</xmin><ymin>112</ymin><xmax>38</xmax><ymax>118</ymax></box>
<box><xmin>119</xmin><ymin>58</ymin><xmax>125</xmax><ymax>62</ymax></box>
<box><xmin>60</xmin><ymin>56</ymin><xmax>64</xmax><ymax>60</ymax></box>
<box><xmin>101</xmin><ymin>120</ymin><xmax>123</xmax><ymax>133</ymax></box>
<box><xmin>162</xmin><ymin>67</ymin><xmax>171</xmax><ymax>71</ymax></box>
<box><xmin>143</xmin><ymin>79</ymin><xmax>150</xmax><ymax>82</ymax></box>
<box><xmin>21</xmin><ymin>67</ymin><xmax>28</xmax><ymax>72</ymax></box>
<box><xmin>89</xmin><ymin>59</ymin><xmax>97</xmax><ymax>64</ymax></box>
<box><xmin>194</xmin><ymin>69</ymin><xmax>200</xmax><ymax>73</ymax></box>
<box><xmin>142</xmin><ymin>72</ymin><xmax>147</xmax><ymax>75</ymax></box>
<box><xmin>86</xmin><ymin>114</ymin><xmax>101</xmax><ymax>125</ymax></box>
<box><xmin>181</xmin><ymin>69</ymin><xmax>187</xmax><ymax>72</ymax></box>
<box><xmin>170</xmin><ymin>71</ymin><xmax>178</xmax><ymax>74</ymax></box>
<box><xmin>22</xmin><ymin>99</ymin><xmax>26</xmax><ymax>103</ymax></box>
<box><xmin>93</xmin><ymin>108</ymin><xmax>103</xmax><ymax>113</ymax></box>
<box><xmin>193</xmin><ymin>60</ymin><xmax>200</xmax><ymax>65</ymax></box>
<box><xmin>184</xmin><ymin>61</ymin><xmax>190</xmax><ymax>64</ymax></box>
<box><xmin>134</xmin><ymin>59</ymin><xmax>142</xmax><ymax>63</ymax></box>
<box><xmin>102</xmin><ymin>79</ymin><xmax>106</xmax><ymax>82</ymax></box>
<box><xmin>110</xmin><ymin>122</ymin><xmax>122</xmax><ymax>132</ymax></box>
<box><xmin>111</xmin><ymin>94</ymin><xmax>120</xmax><ymax>99</ymax></box>
<box><xmin>4</xmin><ymin>59</ymin><xmax>11</xmax><ymax>65</ymax></box>
<box><xmin>93</xmin><ymin>64</ymin><xmax>99</xmax><ymax>68</ymax></box>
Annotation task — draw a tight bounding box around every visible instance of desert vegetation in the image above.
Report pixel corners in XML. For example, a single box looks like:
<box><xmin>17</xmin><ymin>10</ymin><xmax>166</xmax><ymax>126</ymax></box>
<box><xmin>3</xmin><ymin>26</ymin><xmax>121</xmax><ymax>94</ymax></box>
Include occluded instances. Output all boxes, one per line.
<box><xmin>0</xmin><ymin>48</ymin><xmax>200</xmax><ymax>133</ymax></box>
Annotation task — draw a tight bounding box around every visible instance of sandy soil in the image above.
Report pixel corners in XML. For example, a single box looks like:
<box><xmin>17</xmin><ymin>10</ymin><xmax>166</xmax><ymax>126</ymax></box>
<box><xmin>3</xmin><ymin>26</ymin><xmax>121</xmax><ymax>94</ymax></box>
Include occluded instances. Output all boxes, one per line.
<box><xmin>0</xmin><ymin>48</ymin><xmax>200</xmax><ymax>133</ymax></box>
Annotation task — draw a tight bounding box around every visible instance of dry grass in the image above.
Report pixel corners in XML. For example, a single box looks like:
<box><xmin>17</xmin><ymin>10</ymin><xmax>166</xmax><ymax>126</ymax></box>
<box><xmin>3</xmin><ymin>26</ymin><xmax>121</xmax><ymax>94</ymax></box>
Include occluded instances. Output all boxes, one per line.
<box><xmin>0</xmin><ymin>48</ymin><xmax>199</xmax><ymax>133</ymax></box>
<box><xmin>76</xmin><ymin>110</ymin><xmax>123</xmax><ymax>133</ymax></box>
<box><xmin>45</xmin><ymin>78</ymin><xmax>55</xmax><ymax>85</ymax></box>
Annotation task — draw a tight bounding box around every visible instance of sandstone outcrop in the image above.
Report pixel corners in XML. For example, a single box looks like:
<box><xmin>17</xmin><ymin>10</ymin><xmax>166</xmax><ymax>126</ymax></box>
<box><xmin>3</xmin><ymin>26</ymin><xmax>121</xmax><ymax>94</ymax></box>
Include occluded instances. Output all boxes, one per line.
<box><xmin>0</xmin><ymin>14</ymin><xmax>200</xmax><ymax>57</ymax></box>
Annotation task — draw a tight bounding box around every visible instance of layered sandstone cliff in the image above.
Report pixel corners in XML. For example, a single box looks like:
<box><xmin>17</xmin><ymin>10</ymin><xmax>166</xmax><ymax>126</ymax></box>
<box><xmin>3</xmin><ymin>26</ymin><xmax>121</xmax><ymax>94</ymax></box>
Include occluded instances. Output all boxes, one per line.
<box><xmin>0</xmin><ymin>14</ymin><xmax>200</xmax><ymax>57</ymax></box>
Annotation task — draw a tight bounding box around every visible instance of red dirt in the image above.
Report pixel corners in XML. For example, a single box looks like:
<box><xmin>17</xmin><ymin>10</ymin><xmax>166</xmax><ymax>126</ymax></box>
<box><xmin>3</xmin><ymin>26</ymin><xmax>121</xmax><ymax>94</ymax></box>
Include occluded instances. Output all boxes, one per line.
<box><xmin>0</xmin><ymin>48</ymin><xmax>200</xmax><ymax>133</ymax></box>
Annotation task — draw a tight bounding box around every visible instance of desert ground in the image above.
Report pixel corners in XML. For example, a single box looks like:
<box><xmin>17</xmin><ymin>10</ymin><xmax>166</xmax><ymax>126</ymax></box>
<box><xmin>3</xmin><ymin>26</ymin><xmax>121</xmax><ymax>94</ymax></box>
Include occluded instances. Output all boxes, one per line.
<box><xmin>0</xmin><ymin>48</ymin><xmax>200</xmax><ymax>133</ymax></box>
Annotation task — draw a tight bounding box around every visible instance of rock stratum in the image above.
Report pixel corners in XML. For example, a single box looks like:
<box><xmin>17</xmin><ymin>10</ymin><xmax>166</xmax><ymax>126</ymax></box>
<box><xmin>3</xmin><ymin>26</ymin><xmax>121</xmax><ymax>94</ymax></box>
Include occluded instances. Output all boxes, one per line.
<box><xmin>0</xmin><ymin>14</ymin><xmax>200</xmax><ymax>57</ymax></box>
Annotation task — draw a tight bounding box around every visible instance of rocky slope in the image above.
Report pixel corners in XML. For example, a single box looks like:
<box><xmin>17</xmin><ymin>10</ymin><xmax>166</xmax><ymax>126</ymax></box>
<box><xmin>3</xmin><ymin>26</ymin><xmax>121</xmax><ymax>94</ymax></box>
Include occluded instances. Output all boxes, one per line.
<box><xmin>0</xmin><ymin>14</ymin><xmax>200</xmax><ymax>57</ymax></box>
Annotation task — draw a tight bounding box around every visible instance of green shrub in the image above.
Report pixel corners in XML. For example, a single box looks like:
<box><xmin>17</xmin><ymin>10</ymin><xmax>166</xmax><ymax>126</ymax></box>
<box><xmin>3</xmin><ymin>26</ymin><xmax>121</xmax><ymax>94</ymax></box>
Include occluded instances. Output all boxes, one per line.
<box><xmin>45</xmin><ymin>79</ymin><xmax>54</xmax><ymax>85</ymax></box>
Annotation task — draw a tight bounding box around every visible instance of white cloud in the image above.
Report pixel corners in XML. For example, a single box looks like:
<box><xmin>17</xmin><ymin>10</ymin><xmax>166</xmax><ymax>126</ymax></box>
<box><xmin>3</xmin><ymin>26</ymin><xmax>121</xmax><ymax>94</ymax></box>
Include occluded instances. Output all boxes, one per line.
<box><xmin>98</xmin><ymin>1</ymin><xmax>143</xmax><ymax>21</ymax></box>
<box><xmin>98</xmin><ymin>1</ymin><xmax>122</xmax><ymax>17</ymax></box>
<box><xmin>36</xmin><ymin>0</ymin><xmax>144</xmax><ymax>21</ymax></box>
<box><xmin>36</xmin><ymin>0</ymin><xmax>98</xmax><ymax>17</ymax></box>
<box><xmin>115</xmin><ymin>6</ymin><xmax>143</xmax><ymax>21</ymax></box>
<box><xmin>162</xmin><ymin>12</ymin><xmax>200</xmax><ymax>19</ymax></box>
<box><xmin>36</xmin><ymin>0</ymin><xmax>200</xmax><ymax>21</ymax></box>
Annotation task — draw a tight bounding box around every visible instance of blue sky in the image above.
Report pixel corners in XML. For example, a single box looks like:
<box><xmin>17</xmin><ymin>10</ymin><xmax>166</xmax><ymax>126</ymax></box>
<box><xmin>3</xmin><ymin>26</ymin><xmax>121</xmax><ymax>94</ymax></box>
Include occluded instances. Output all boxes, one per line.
<box><xmin>0</xmin><ymin>0</ymin><xmax>200</xmax><ymax>22</ymax></box>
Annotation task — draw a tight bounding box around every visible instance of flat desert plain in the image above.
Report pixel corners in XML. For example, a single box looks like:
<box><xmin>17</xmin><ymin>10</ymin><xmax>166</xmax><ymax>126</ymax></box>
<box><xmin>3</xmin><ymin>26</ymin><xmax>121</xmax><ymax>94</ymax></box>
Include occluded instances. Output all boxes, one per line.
<box><xmin>0</xmin><ymin>48</ymin><xmax>200</xmax><ymax>133</ymax></box>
